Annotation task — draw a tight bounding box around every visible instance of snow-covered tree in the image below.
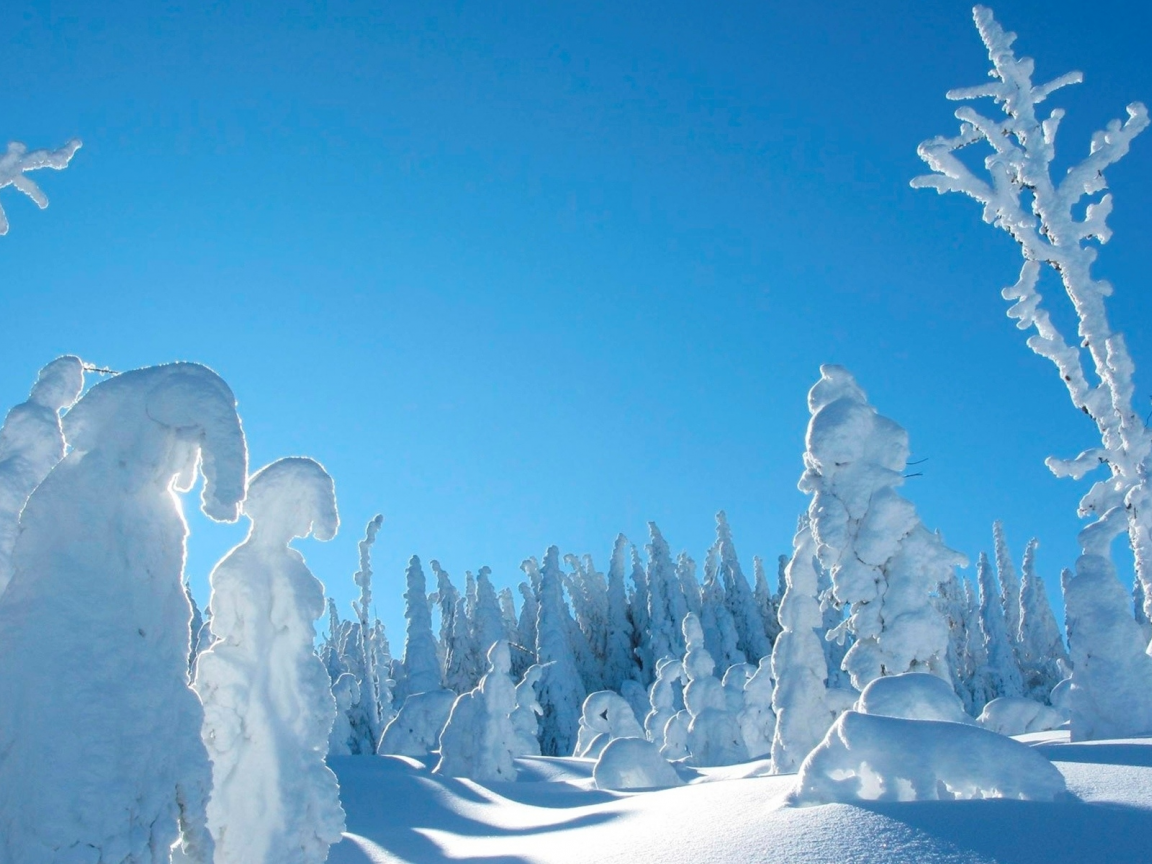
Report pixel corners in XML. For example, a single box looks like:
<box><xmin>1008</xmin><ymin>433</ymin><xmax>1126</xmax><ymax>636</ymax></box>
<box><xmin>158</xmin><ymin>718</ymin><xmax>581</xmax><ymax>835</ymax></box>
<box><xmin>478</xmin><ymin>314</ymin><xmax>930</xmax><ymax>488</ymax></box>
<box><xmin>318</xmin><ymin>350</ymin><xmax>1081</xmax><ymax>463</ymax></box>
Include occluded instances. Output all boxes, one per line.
<box><xmin>738</xmin><ymin>656</ymin><xmax>776</xmax><ymax>760</ymax></box>
<box><xmin>535</xmin><ymin>546</ymin><xmax>586</xmax><ymax>756</ymax></box>
<box><xmin>802</xmin><ymin>364</ymin><xmax>966</xmax><ymax>689</ymax></box>
<box><xmin>992</xmin><ymin>521</ymin><xmax>1023</xmax><ymax>649</ymax></box>
<box><xmin>604</xmin><ymin>533</ymin><xmax>638</xmax><ymax>691</ymax></box>
<box><xmin>474</xmin><ymin>566</ymin><xmax>506</xmax><ymax>661</ymax></box>
<box><xmin>937</xmin><ymin>571</ymin><xmax>978</xmax><ymax>713</ymax></box>
<box><xmin>195</xmin><ymin>458</ymin><xmax>345</xmax><ymax>864</ymax></box>
<box><xmin>770</xmin><ymin>516</ymin><xmax>836</xmax><ymax>774</ymax></box>
<box><xmin>682</xmin><ymin>612</ymin><xmax>748</xmax><ymax>767</ymax></box>
<box><xmin>753</xmin><ymin>555</ymin><xmax>782</xmax><ymax>646</ymax></box>
<box><xmin>328</xmin><ymin>672</ymin><xmax>360</xmax><ymax>757</ymax></box>
<box><xmin>644</xmin><ymin>522</ymin><xmax>683</xmax><ymax>669</ymax></box>
<box><xmin>435</xmin><ymin>640</ymin><xmax>519</xmax><ymax>782</ymax></box>
<box><xmin>715</xmin><ymin>512</ymin><xmax>772</xmax><ymax>663</ymax></box>
<box><xmin>700</xmin><ymin>542</ymin><xmax>745</xmax><ymax>671</ymax></box>
<box><xmin>0</xmin><ymin>362</ymin><xmax>246</xmax><ymax>864</ymax></box>
<box><xmin>913</xmin><ymin>7</ymin><xmax>1152</xmax><ymax>736</ymax></box>
<box><xmin>349</xmin><ymin>514</ymin><xmax>390</xmax><ymax>749</ymax></box>
<box><xmin>398</xmin><ymin>554</ymin><xmax>442</xmax><ymax>698</ymax></box>
<box><xmin>0</xmin><ymin>137</ymin><xmax>81</xmax><ymax>234</ymax></box>
<box><xmin>0</xmin><ymin>355</ymin><xmax>84</xmax><ymax>597</ymax></box>
<box><xmin>510</xmin><ymin>663</ymin><xmax>546</xmax><ymax>756</ymax></box>
<box><xmin>628</xmin><ymin>544</ymin><xmax>653</xmax><ymax>681</ymax></box>
<box><xmin>1018</xmin><ymin>538</ymin><xmax>1071</xmax><ymax>700</ymax></box>
<box><xmin>976</xmin><ymin>551</ymin><xmax>1025</xmax><ymax>702</ymax></box>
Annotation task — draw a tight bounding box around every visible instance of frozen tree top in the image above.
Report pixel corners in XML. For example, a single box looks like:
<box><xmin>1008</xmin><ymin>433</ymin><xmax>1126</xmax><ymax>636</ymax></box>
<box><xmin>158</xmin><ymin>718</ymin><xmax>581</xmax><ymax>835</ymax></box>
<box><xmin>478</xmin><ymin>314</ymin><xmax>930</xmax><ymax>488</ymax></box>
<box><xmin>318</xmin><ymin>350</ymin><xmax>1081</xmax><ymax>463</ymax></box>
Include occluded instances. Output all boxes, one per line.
<box><xmin>62</xmin><ymin>361</ymin><xmax>248</xmax><ymax>522</ymax></box>
<box><xmin>0</xmin><ymin>138</ymin><xmax>81</xmax><ymax>235</ymax></box>
<box><xmin>244</xmin><ymin>457</ymin><xmax>339</xmax><ymax>544</ymax></box>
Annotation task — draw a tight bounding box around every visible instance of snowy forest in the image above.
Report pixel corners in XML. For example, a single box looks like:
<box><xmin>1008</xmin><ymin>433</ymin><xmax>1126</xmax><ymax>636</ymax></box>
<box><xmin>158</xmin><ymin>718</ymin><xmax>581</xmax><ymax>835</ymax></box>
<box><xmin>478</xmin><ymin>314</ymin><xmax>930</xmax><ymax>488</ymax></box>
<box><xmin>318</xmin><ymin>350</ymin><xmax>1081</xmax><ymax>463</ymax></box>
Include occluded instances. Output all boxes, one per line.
<box><xmin>2</xmin><ymin>6</ymin><xmax>1151</xmax><ymax>864</ymax></box>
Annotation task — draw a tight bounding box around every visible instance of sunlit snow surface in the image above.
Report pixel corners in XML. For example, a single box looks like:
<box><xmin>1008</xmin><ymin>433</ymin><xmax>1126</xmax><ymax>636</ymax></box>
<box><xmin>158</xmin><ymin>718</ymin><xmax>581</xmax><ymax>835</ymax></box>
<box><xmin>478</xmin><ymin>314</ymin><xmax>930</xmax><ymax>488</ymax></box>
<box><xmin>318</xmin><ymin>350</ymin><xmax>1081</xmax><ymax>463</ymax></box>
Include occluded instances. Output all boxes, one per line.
<box><xmin>328</xmin><ymin>732</ymin><xmax>1152</xmax><ymax>864</ymax></box>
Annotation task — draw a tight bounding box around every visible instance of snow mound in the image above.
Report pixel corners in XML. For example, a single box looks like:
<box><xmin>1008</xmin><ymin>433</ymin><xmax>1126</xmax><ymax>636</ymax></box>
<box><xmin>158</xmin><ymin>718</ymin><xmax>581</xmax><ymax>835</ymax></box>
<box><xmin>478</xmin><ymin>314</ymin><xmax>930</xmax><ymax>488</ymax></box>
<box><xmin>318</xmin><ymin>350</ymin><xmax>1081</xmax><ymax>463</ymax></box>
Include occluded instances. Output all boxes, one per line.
<box><xmin>978</xmin><ymin>697</ymin><xmax>1067</xmax><ymax>736</ymax></box>
<box><xmin>593</xmin><ymin>737</ymin><xmax>684</xmax><ymax>791</ymax></box>
<box><xmin>856</xmin><ymin>672</ymin><xmax>973</xmax><ymax>724</ymax></box>
<box><xmin>791</xmin><ymin>711</ymin><xmax>1068</xmax><ymax>805</ymax></box>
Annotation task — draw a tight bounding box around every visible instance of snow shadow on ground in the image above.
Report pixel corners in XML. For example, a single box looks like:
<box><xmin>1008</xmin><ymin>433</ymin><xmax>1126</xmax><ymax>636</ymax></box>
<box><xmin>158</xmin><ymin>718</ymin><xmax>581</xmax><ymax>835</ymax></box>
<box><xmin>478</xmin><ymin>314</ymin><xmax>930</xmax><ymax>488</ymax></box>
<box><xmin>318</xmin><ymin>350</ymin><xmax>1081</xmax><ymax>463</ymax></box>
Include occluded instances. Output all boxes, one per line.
<box><xmin>329</xmin><ymin>756</ymin><xmax>623</xmax><ymax>864</ymax></box>
<box><xmin>856</xmin><ymin>798</ymin><xmax>1152</xmax><ymax>864</ymax></box>
<box><xmin>1032</xmin><ymin>741</ymin><xmax>1152</xmax><ymax>767</ymax></box>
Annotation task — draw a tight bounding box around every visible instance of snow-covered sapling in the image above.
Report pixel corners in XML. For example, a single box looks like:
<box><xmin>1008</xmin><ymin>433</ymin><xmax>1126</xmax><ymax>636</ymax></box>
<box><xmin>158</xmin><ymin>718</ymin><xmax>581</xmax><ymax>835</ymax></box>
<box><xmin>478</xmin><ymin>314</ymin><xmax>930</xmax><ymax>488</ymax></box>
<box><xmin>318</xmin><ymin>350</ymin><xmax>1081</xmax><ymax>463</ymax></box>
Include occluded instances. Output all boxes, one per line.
<box><xmin>195</xmin><ymin>457</ymin><xmax>345</xmax><ymax>864</ymax></box>
<box><xmin>0</xmin><ymin>362</ymin><xmax>246</xmax><ymax>864</ymax></box>
<box><xmin>0</xmin><ymin>137</ymin><xmax>81</xmax><ymax>234</ymax></box>
<box><xmin>682</xmin><ymin>612</ymin><xmax>748</xmax><ymax>767</ymax></box>
<box><xmin>0</xmin><ymin>355</ymin><xmax>84</xmax><ymax>596</ymax></box>
<box><xmin>510</xmin><ymin>663</ymin><xmax>546</xmax><ymax>757</ymax></box>
<box><xmin>436</xmin><ymin>640</ymin><xmax>520</xmax><ymax>783</ymax></box>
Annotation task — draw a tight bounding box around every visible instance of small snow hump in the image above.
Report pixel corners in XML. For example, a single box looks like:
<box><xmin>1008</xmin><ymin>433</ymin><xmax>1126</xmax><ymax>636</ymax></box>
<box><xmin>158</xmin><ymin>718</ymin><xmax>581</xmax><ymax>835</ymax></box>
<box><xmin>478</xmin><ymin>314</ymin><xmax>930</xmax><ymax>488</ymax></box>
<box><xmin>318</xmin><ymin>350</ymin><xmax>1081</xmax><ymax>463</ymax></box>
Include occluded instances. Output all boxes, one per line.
<box><xmin>856</xmin><ymin>672</ymin><xmax>974</xmax><ymax>724</ymax></box>
<box><xmin>594</xmin><ymin>737</ymin><xmax>684</xmax><ymax>792</ymax></box>
<box><xmin>790</xmin><ymin>711</ymin><xmax>1068</xmax><ymax>806</ymax></box>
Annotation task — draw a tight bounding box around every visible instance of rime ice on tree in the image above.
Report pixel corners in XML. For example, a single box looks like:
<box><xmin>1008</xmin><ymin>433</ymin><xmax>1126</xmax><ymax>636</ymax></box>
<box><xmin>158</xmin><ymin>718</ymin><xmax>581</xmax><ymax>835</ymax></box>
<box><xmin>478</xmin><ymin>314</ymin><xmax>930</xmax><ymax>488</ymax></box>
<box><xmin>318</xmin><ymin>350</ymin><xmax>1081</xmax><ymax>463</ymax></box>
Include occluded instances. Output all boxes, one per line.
<box><xmin>913</xmin><ymin>6</ymin><xmax>1152</xmax><ymax>739</ymax></box>
<box><xmin>0</xmin><ymin>356</ymin><xmax>84</xmax><ymax>597</ymax></box>
<box><xmin>0</xmin><ymin>362</ymin><xmax>246</xmax><ymax>864</ymax></box>
<box><xmin>0</xmin><ymin>138</ymin><xmax>81</xmax><ymax>234</ymax></box>
<box><xmin>195</xmin><ymin>458</ymin><xmax>345</xmax><ymax>864</ymax></box>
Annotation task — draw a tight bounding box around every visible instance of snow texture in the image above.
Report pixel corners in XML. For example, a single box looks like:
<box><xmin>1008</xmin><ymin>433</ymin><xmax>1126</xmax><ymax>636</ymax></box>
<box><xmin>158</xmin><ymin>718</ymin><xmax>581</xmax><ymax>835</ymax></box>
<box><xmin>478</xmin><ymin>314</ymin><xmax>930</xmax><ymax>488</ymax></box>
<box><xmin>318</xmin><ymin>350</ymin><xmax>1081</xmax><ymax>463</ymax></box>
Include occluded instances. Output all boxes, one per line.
<box><xmin>791</xmin><ymin>710</ymin><xmax>1068</xmax><ymax>806</ymax></box>
<box><xmin>0</xmin><ymin>138</ymin><xmax>81</xmax><ymax>234</ymax></box>
<box><xmin>195</xmin><ymin>457</ymin><xmax>345</xmax><ymax>864</ymax></box>
<box><xmin>856</xmin><ymin>672</ymin><xmax>974</xmax><ymax>725</ymax></box>
<box><xmin>0</xmin><ymin>362</ymin><xmax>246</xmax><ymax>864</ymax></box>
<box><xmin>977</xmin><ymin>696</ymin><xmax>1067</xmax><ymax>736</ymax></box>
<box><xmin>593</xmin><ymin>737</ymin><xmax>685</xmax><ymax>791</ymax></box>
<box><xmin>435</xmin><ymin>640</ymin><xmax>519</xmax><ymax>782</ymax></box>
<box><xmin>0</xmin><ymin>355</ymin><xmax>84</xmax><ymax>596</ymax></box>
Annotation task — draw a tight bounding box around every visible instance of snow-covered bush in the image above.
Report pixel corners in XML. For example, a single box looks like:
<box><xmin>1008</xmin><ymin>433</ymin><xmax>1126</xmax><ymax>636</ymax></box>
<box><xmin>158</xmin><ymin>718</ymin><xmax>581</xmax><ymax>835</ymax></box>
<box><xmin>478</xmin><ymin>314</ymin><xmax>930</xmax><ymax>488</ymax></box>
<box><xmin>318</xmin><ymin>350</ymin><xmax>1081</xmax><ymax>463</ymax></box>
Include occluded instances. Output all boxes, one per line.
<box><xmin>435</xmin><ymin>640</ymin><xmax>519</xmax><ymax>783</ymax></box>
<box><xmin>855</xmin><ymin>672</ymin><xmax>973</xmax><ymax>725</ymax></box>
<box><xmin>791</xmin><ymin>710</ymin><xmax>1068</xmax><ymax>805</ymax></box>
<box><xmin>913</xmin><ymin>6</ymin><xmax>1151</xmax><ymax>738</ymax></box>
<box><xmin>195</xmin><ymin>457</ymin><xmax>345</xmax><ymax>864</ymax></box>
<box><xmin>643</xmin><ymin>655</ymin><xmax>683</xmax><ymax>745</ymax></box>
<box><xmin>0</xmin><ymin>362</ymin><xmax>246</xmax><ymax>864</ymax></box>
<box><xmin>0</xmin><ymin>137</ymin><xmax>81</xmax><ymax>234</ymax></box>
<box><xmin>593</xmin><ymin>737</ymin><xmax>684</xmax><ymax>792</ymax></box>
<box><xmin>977</xmin><ymin>696</ymin><xmax>1066</xmax><ymax>736</ymax></box>
<box><xmin>802</xmin><ymin>364</ymin><xmax>967</xmax><ymax>690</ymax></box>
<box><xmin>378</xmin><ymin>688</ymin><xmax>458</xmax><ymax>759</ymax></box>
<box><xmin>573</xmin><ymin>690</ymin><xmax>645</xmax><ymax>758</ymax></box>
<box><xmin>0</xmin><ymin>355</ymin><xmax>84</xmax><ymax>596</ymax></box>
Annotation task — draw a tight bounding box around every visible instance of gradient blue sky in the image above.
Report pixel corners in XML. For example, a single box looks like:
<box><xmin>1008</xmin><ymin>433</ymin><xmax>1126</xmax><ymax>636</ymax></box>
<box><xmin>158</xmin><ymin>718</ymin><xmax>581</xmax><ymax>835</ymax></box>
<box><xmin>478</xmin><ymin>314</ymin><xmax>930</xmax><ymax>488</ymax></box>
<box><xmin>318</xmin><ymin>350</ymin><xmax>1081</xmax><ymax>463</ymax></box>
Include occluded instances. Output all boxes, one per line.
<box><xmin>2</xmin><ymin>0</ymin><xmax>1149</xmax><ymax>643</ymax></box>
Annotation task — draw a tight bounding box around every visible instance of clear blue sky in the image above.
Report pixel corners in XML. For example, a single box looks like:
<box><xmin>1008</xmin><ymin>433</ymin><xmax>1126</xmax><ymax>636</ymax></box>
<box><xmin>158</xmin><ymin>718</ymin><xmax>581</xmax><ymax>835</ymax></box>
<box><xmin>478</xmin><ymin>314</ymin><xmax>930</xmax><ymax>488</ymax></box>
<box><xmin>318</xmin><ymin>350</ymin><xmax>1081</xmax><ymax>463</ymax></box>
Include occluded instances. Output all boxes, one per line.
<box><xmin>1</xmin><ymin>0</ymin><xmax>1149</xmax><ymax>644</ymax></box>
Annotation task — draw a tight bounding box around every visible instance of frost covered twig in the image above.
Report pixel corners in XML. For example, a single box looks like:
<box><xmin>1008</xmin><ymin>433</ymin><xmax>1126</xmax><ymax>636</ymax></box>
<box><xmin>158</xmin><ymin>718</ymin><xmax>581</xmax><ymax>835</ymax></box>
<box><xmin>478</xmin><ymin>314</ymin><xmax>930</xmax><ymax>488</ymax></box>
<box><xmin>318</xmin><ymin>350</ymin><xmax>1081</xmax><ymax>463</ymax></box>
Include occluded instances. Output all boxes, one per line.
<box><xmin>0</xmin><ymin>138</ymin><xmax>81</xmax><ymax>234</ymax></box>
<box><xmin>913</xmin><ymin>7</ymin><xmax>1152</xmax><ymax>614</ymax></box>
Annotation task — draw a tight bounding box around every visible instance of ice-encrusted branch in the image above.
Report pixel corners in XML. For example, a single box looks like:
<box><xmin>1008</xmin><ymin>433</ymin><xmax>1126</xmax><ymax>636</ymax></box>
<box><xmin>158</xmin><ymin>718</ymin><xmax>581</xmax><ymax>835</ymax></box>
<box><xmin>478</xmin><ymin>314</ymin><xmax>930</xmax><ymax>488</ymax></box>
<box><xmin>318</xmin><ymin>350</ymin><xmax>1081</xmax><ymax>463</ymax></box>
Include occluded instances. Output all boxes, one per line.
<box><xmin>0</xmin><ymin>138</ymin><xmax>81</xmax><ymax>235</ymax></box>
<box><xmin>912</xmin><ymin>6</ymin><xmax>1152</xmax><ymax>616</ymax></box>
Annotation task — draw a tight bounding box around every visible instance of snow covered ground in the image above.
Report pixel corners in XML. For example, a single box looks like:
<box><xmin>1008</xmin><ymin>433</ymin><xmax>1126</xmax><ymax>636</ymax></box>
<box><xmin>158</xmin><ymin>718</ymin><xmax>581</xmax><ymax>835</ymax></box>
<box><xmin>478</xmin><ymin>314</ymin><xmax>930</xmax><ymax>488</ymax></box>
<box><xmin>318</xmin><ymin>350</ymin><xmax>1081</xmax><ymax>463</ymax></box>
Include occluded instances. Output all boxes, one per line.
<box><xmin>327</xmin><ymin>732</ymin><xmax>1152</xmax><ymax>864</ymax></box>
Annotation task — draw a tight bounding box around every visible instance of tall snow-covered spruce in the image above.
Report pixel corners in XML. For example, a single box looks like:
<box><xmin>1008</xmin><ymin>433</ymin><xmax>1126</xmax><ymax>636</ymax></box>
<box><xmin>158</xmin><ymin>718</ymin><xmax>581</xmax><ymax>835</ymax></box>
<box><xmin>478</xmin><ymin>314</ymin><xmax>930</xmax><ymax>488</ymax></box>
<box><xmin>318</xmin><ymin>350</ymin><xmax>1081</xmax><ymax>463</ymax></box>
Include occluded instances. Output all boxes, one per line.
<box><xmin>802</xmin><ymin>364</ymin><xmax>966</xmax><ymax>690</ymax></box>
<box><xmin>195</xmin><ymin>458</ymin><xmax>345</xmax><ymax>864</ymax></box>
<box><xmin>0</xmin><ymin>362</ymin><xmax>246</xmax><ymax>864</ymax></box>
<box><xmin>913</xmin><ymin>5</ymin><xmax>1152</xmax><ymax>739</ymax></box>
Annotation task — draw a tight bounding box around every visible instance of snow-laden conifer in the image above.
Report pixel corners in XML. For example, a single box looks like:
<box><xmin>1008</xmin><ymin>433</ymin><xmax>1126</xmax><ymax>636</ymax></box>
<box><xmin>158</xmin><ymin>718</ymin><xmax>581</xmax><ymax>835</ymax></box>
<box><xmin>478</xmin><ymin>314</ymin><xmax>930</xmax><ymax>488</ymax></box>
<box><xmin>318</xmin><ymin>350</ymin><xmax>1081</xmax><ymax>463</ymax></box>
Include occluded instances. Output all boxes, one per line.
<box><xmin>399</xmin><ymin>554</ymin><xmax>442</xmax><ymax>697</ymax></box>
<box><xmin>628</xmin><ymin>545</ymin><xmax>653</xmax><ymax>681</ymax></box>
<box><xmin>700</xmin><ymin>543</ymin><xmax>745</xmax><ymax>671</ymax></box>
<box><xmin>0</xmin><ymin>362</ymin><xmax>246</xmax><ymax>864</ymax></box>
<box><xmin>0</xmin><ymin>355</ymin><xmax>84</xmax><ymax>597</ymax></box>
<box><xmin>992</xmin><ymin>521</ymin><xmax>1023</xmax><ymax>647</ymax></box>
<box><xmin>0</xmin><ymin>137</ymin><xmax>81</xmax><ymax>234</ymax></box>
<box><xmin>474</xmin><ymin>566</ymin><xmax>506</xmax><ymax>661</ymax></box>
<box><xmin>645</xmin><ymin>522</ymin><xmax>683</xmax><ymax>668</ymax></box>
<box><xmin>511</xmin><ymin>663</ymin><xmax>546</xmax><ymax>756</ymax></box>
<box><xmin>976</xmin><ymin>552</ymin><xmax>1025</xmax><ymax>701</ymax></box>
<box><xmin>677</xmin><ymin>551</ymin><xmax>703</xmax><ymax>616</ymax></box>
<box><xmin>770</xmin><ymin>517</ymin><xmax>835</xmax><ymax>774</ymax></box>
<box><xmin>435</xmin><ymin>640</ymin><xmax>519</xmax><ymax>782</ymax></box>
<box><xmin>753</xmin><ymin>555</ymin><xmax>782</xmax><ymax>646</ymax></box>
<box><xmin>535</xmin><ymin>546</ymin><xmax>586</xmax><ymax>756</ymax></box>
<box><xmin>803</xmin><ymin>365</ymin><xmax>966</xmax><ymax>689</ymax></box>
<box><xmin>1018</xmin><ymin>538</ymin><xmax>1071</xmax><ymax>700</ymax></box>
<box><xmin>715</xmin><ymin>512</ymin><xmax>772</xmax><ymax>663</ymax></box>
<box><xmin>604</xmin><ymin>533</ymin><xmax>638</xmax><ymax>691</ymax></box>
<box><xmin>328</xmin><ymin>672</ymin><xmax>360</xmax><ymax>757</ymax></box>
<box><xmin>738</xmin><ymin>656</ymin><xmax>776</xmax><ymax>759</ymax></box>
<box><xmin>195</xmin><ymin>458</ymin><xmax>344</xmax><ymax>864</ymax></box>
<box><xmin>913</xmin><ymin>7</ymin><xmax>1152</xmax><ymax>734</ymax></box>
<box><xmin>682</xmin><ymin>612</ymin><xmax>748</xmax><ymax>767</ymax></box>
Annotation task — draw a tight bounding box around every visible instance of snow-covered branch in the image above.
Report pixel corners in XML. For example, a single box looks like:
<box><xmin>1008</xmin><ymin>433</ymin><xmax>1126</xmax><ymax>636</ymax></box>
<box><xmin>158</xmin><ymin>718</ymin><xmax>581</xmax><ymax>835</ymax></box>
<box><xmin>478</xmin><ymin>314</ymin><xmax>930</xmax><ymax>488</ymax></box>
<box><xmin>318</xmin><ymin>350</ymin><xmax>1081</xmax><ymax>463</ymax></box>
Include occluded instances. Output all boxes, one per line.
<box><xmin>913</xmin><ymin>6</ymin><xmax>1152</xmax><ymax>618</ymax></box>
<box><xmin>0</xmin><ymin>138</ymin><xmax>81</xmax><ymax>235</ymax></box>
